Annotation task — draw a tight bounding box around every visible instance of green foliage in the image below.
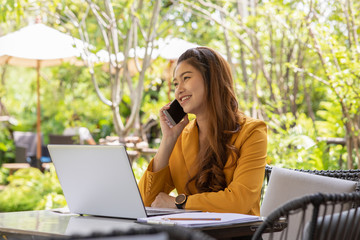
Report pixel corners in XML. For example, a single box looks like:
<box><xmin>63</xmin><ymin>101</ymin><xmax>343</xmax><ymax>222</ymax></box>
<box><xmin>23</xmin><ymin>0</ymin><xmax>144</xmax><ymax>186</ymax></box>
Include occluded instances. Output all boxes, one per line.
<box><xmin>0</xmin><ymin>124</ymin><xmax>15</xmax><ymax>164</ymax></box>
<box><xmin>132</xmin><ymin>157</ymin><xmax>149</xmax><ymax>182</ymax></box>
<box><xmin>35</xmin><ymin>192</ymin><xmax>67</xmax><ymax>210</ymax></box>
<box><xmin>0</xmin><ymin>165</ymin><xmax>66</xmax><ymax>212</ymax></box>
<box><xmin>93</xmin><ymin>119</ymin><xmax>113</xmax><ymax>142</ymax></box>
<box><xmin>267</xmin><ymin>101</ymin><xmax>348</xmax><ymax>170</ymax></box>
<box><xmin>2</xmin><ymin>63</ymin><xmax>112</xmax><ymax>144</ymax></box>
<box><xmin>0</xmin><ymin>168</ymin><xmax>9</xmax><ymax>185</ymax></box>
<box><xmin>316</xmin><ymin>100</ymin><xmax>344</xmax><ymax>138</ymax></box>
<box><xmin>0</xmin><ymin>0</ymin><xmax>28</xmax><ymax>23</ymax></box>
<box><xmin>267</xmin><ymin>113</ymin><xmax>318</xmax><ymax>169</ymax></box>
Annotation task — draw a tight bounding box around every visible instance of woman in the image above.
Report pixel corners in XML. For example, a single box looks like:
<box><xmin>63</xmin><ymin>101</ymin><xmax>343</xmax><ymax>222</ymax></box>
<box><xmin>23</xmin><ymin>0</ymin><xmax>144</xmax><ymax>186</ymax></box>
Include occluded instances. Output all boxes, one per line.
<box><xmin>138</xmin><ymin>47</ymin><xmax>267</xmax><ymax>215</ymax></box>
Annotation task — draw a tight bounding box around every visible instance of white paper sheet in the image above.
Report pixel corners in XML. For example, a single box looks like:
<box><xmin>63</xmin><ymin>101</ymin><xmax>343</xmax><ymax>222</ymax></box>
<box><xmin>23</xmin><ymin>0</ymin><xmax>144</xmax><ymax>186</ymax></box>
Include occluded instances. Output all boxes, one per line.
<box><xmin>137</xmin><ymin>212</ymin><xmax>261</xmax><ymax>228</ymax></box>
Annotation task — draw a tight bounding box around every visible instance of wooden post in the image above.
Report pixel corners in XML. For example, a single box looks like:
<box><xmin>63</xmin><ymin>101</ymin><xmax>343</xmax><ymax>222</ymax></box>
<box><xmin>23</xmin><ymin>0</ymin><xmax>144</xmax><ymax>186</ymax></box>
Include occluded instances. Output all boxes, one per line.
<box><xmin>36</xmin><ymin>60</ymin><xmax>41</xmax><ymax>165</ymax></box>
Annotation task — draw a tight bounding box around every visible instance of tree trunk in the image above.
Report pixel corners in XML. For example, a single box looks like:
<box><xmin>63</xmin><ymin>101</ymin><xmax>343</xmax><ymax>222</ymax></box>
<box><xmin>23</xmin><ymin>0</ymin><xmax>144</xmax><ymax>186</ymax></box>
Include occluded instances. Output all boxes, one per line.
<box><xmin>69</xmin><ymin>0</ymin><xmax>165</xmax><ymax>141</ymax></box>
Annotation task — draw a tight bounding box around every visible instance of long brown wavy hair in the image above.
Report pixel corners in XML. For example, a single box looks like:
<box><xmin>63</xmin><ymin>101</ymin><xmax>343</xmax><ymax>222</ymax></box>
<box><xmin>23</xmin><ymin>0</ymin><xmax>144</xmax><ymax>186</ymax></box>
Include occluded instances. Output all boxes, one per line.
<box><xmin>177</xmin><ymin>47</ymin><xmax>242</xmax><ymax>193</ymax></box>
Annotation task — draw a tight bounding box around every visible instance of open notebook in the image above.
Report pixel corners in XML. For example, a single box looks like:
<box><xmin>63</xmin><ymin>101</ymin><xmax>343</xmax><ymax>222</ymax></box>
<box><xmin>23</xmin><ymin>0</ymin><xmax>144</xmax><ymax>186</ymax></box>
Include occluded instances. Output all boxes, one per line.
<box><xmin>137</xmin><ymin>212</ymin><xmax>261</xmax><ymax>228</ymax></box>
<box><xmin>48</xmin><ymin>145</ymin><xmax>195</xmax><ymax>219</ymax></box>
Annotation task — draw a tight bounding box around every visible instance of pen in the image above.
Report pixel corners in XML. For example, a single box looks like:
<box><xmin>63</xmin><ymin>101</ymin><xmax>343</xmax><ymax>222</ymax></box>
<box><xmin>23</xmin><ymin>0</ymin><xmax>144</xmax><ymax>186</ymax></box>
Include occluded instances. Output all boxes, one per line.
<box><xmin>162</xmin><ymin>218</ymin><xmax>221</xmax><ymax>221</ymax></box>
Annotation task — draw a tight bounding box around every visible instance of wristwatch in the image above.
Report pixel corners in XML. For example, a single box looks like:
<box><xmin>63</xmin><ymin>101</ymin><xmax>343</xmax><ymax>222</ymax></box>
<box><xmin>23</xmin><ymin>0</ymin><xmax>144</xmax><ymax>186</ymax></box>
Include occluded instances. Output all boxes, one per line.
<box><xmin>175</xmin><ymin>194</ymin><xmax>187</xmax><ymax>209</ymax></box>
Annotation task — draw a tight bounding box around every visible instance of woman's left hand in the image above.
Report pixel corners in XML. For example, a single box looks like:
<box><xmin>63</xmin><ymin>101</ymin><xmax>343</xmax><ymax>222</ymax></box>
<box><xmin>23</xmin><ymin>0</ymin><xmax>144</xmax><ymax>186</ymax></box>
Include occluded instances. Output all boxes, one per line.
<box><xmin>151</xmin><ymin>192</ymin><xmax>176</xmax><ymax>208</ymax></box>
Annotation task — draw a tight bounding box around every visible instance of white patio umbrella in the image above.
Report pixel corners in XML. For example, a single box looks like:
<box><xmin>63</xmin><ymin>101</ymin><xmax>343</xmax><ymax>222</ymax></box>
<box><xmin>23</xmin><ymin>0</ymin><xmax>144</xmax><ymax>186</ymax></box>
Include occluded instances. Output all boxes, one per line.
<box><xmin>0</xmin><ymin>22</ymin><xmax>85</xmax><ymax>163</ymax></box>
<box><xmin>157</xmin><ymin>37</ymin><xmax>199</xmax><ymax>60</ymax></box>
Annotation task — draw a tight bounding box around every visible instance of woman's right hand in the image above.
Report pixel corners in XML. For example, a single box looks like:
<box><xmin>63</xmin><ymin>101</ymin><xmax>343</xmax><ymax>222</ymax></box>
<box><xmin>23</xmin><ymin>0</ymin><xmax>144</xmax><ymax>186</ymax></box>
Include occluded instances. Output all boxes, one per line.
<box><xmin>159</xmin><ymin>103</ymin><xmax>189</xmax><ymax>142</ymax></box>
<box><xmin>152</xmin><ymin>103</ymin><xmax>189</xmax><ymax>172</ymax></box>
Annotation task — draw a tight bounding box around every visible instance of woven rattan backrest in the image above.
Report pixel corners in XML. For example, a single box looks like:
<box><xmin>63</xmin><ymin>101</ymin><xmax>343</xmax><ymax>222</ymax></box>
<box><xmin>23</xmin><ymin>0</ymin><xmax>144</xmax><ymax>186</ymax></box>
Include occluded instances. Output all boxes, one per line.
<box><xmin>253</xmin><ymin>192</ymin><xmax>360</xmax><ymax>240</ymax></box>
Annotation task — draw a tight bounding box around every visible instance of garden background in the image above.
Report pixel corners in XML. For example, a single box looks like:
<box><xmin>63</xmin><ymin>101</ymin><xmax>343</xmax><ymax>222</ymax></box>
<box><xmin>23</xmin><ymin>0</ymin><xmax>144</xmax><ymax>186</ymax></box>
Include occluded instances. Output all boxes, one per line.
<box><xmin>0</xmin><ymin>0</ymin><xmax>359</xmax><ymax>212</ymax></box>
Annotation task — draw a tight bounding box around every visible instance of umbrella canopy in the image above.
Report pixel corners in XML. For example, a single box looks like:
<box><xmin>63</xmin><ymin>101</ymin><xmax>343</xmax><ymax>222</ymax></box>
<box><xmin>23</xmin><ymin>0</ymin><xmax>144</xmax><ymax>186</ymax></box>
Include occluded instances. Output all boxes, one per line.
<box><xmin>0</xmin><ymin>22</ymin><xmax>85</xmax><ymax>163</ymax></box>
<box><xmin>95</xmin><ymin>37</ymin><xmax>198</xmax><ymax>64</ymax></box>
<box><xmin>0</xmin><ymin>23</ymin><xmax>84</xmax><ymax>67</ymax></box>
<box><xmin>157</xmin><ymin>37</ymin><xmax>199</xmax><ymax>60</ymax></box>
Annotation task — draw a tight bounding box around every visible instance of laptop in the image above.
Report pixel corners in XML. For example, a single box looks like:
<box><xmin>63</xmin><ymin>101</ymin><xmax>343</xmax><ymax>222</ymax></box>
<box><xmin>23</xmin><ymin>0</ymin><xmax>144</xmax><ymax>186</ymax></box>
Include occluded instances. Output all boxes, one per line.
<box><xmin>48</xmin><ymin>144</ymin><xmax>192</xmax><ymax>219</ymax></box>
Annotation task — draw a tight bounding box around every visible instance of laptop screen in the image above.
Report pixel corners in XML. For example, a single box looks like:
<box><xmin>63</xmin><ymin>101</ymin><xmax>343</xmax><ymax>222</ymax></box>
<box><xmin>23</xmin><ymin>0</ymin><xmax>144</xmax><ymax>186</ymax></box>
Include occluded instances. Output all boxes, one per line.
<box><xmin>48</xmin><ymin>145</ymin><xmax>148</xmax><ymax>219</ymax></box>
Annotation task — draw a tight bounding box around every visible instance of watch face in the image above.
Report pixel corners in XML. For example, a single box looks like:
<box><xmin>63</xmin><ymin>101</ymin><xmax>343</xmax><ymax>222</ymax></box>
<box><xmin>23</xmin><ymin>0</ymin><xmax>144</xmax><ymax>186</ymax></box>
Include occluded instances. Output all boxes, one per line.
<box><xmin>176</xmin><ymin>194</ymin><xmax>186</xmax><ymax>204</ymax></box>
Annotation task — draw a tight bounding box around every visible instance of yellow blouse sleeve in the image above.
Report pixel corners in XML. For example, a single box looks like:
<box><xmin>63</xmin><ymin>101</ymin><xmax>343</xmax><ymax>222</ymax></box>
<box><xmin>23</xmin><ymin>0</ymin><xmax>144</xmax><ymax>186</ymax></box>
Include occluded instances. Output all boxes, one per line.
<box><xmin>185</xmin><ymin>120</ymin><xmax>267</xmax><ymax>216</ymax></box>
<box><xmin>138</xmin><ymin>159</ymin><xmax>175</xmax><ymax>206</ymax></box>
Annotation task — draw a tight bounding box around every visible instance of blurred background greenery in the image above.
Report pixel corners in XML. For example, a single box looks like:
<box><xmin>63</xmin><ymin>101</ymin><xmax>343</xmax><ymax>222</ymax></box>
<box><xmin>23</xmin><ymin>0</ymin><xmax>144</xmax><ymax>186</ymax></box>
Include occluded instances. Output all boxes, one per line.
<box><xmin>0</xmin><ymin>0</ymin><xmax>359</xmax><ymax>211</ymax></box>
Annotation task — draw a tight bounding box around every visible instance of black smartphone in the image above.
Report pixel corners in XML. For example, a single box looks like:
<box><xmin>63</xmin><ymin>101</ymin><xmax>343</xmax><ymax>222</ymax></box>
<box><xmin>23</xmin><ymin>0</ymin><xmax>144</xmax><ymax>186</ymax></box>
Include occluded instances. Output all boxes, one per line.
<box><xmin>163</xmin><ymin>99</ymin><xmax>186</xmax><ymax>126</ymax></box>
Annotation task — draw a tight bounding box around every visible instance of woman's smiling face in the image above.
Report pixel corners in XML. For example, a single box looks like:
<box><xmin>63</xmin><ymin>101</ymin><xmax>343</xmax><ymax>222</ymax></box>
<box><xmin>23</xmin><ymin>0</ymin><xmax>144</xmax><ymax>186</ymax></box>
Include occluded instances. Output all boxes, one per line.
<box><xmin>173</xmin><ymin>61</ymin><xmax>206</xmax><ymax>116</ymax></box>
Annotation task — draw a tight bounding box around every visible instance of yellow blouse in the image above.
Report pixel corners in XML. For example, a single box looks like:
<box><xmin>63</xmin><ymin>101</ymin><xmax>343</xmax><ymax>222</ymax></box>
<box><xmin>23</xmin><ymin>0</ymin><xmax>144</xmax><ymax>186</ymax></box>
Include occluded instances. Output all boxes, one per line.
<box><xmin>138</xmin><ymin>115</ymin><xmax>267</xmax><ymax>216</ymax></box>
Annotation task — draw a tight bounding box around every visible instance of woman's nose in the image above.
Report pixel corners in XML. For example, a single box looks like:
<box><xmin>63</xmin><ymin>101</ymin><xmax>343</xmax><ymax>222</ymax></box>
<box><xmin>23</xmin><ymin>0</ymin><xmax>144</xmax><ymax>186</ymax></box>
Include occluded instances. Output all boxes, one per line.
<box><xmin>175</xmin><ymin>86</ymin><xmax>184</xmax><ymax>97</ymax></box>
<box><xmin>177</xmin><ymin>81</ymin><xmax>185</xmax><ymax>92</ymax></box>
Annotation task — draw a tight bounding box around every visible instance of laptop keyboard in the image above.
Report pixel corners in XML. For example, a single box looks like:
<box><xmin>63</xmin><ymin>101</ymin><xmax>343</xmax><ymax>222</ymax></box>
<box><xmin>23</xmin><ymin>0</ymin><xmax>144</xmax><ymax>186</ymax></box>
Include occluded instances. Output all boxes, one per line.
<box><xmin>145</xmin><ymin>207</ymin><xmax>187</xmax><ymax>216</ymax></box>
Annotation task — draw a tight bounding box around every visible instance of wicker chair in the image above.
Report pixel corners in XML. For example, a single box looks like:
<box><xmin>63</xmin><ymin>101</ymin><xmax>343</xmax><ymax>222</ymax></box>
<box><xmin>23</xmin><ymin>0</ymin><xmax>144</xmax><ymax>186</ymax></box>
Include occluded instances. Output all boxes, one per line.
<box><xmin>49</xmin><ymin>134</ymin><xmax>78</xmax><ymax>144</ymax></box>
<box><xmin>252</xmin><ymin>192</ymin><xmax>360</xmax><ymax>240</ymax></box>
<box><xmin>260</xmin><ymin>166</ymin><xmax>359</xmax><ymax>240</ymax></box>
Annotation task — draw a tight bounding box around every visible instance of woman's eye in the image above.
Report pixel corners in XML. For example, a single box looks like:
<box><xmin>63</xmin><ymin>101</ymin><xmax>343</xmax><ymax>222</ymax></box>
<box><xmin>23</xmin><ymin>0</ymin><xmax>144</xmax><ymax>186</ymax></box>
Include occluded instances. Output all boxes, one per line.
<box><xmin>183</xmin><ymin>76</ymin><xmax>190</xmax><ymax>81</ymax></box>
